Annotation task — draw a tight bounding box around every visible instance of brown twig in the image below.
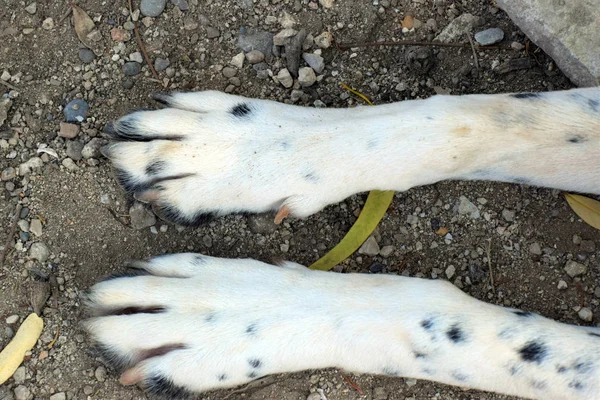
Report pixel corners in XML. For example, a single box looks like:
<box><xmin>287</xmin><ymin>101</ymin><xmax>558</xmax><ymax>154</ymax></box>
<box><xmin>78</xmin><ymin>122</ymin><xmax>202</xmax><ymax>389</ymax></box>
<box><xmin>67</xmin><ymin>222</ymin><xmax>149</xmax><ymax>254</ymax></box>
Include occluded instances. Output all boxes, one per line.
<box><xmin>485</xmin><ymin>239</ymin><xmax>495</xmax><ymax>294</ymax></box>
<box><xmin>342</xmin><ymin>374</ymin><xmax>364</xmax><ymax>395</ymax></box>
<box><xmin>127</xmin><ymin>0</ymin><xmax>160</xmax><ymax>83</ymax></box>
<box><xmin>0</xmin><ymin>203</ymin><xmax>22</xmax><ymax>266</ymax></box>
<box><xmin>336</xmin><ymin>40</ymin><xmax>499</xmax><ymax>51</ymax></box>
<box><xmin>0</xmin><ymin>79</ymin><xmax>19</xmax><ymax>91</ymax></box>
<box><xmin>466</xmin><ymin>32</ymin><xmax>480</xmax><ymax>69</ymax></box>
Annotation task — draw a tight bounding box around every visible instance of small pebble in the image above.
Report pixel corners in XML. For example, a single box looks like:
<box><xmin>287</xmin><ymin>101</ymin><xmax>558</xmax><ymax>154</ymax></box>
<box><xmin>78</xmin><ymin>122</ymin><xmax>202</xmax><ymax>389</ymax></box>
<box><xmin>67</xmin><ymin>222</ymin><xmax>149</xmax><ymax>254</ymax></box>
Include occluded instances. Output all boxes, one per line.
<box><xmin>66</xmin><ymin>140</ymin><xmax>84</xmax><ymax>161</ymax></box>
<box><xmin>245</xmin><ymin>50</ymin><xmax>265</xmax><ymax>64</ymax></box>
<box><xmin>95</xmin><ymin>366</ymin><xmax>107</xmax><ymax>382</ymax></box>
<box><xmin>502</xmin><ymin>209</ymin><xmax>515</xmax><ymax>222</ymax></box>
<box><xmin>298</xmin><ymin>67</ymin><xmax>316</xmax><ymax>87</ymax></box>
<box><xmin>6</xmin><ymin>314</ymin><xmax>19</xmax><ymax>324</ymax></box>
<box><xmin>25</xmin><ymin>2</ymin><xmax>37</xmax><ymax>14</ymax></box>
<box><xmin>14</xmin><ymin>385</ymin><xmax>31</xmax><ymax>400</ymax></box>
<box><xmin>29</xmin><ymin>219</ymin><xmax>42</xmax><ymax>237</ymax></box>
<box><xmin>59</xmin><ymin>122</ymin><xmax>79</xmax><ymax>138</ymax></box>
<box><xmin>78</xmin><ymin>48</ymin><xmax>95</xmax><ymax>64</ymax></box>
<box><xmin>445</xmin><ymin>265</ymin><xmax>456</xmax><ymax>279</ymax></box>
<box><xmin>230</xmin><ymin>52</ymin><xmax>245</xmax><ymax>69</ymax></box>
<box><xmin>529</xmin><ymin>242</ymin><xmax>542</xmax><ymax>255</ymax></box>
<box><xmin>557</xmin><ymin>280</ymin><xmax>568</xmax><ymax>290</ymax></box>
<box><xmin>129</xmin><ymin>52</ymin><xmax>144</xmax><ymax>63</ymax></box>
<box><xmin>129</xmin><ymin>202</ymin><xmax>156</xmax><ymax>229</ymax></box>
<box><xmin>41</xmin><ymin>17</ymin><xmax>54</xmax><ymax>30</ymax></box>
<box><xmin>358</xmin><ymin>236</ymin><xmax>379</xmax><ymax>256</ymax></box>
<box><xmin>29</xmin><ymin>242</ymin><xmax>50</xmax><ymax>262</ymax></box>
<box><xmin>140</xmin><ymin>0</ymin><xmax>167</xmax><ymax>17</ymax></box>
<box><xmin>63</xmin><ymin>99</ymin><xmax>89</xmax><ymax>123</ymax></box>
<box><xmin>206</xmin><ymin>26</ymin><xmax>220</xmax><ymax>39</ymax></box>
<box><xmin>457</xmin><ymin>196</ymin><xmax>480</xmax><ymax>219</ymax></box>
<box><xmin>12</xmin><ymin>366</ymin><xmax>26</xmax><ymax>384</ymax></box>
<box><xmin>276</xmin><ymin>68</ymin><xmax>293</xmax><ymax>88</ymax></box>
<box><xmin>302</xmin><ymin>53</ymin><xmax>325</xmax><ymax>73</ymax></box>
<box><xmin>122</xmin><ymin>61</ymin><xmax>142</xmax><ymax>76</ymax></box>
<box><xmin>564</xmin><ymin>260</ymin><xmax>587</xmax><ymax>278</ymax></box>
<box><xmin>474</xmin><ymin>27</ymin><xmax>504</xmax><ymax>46</ymax></box>
<box><xmin>1</xmin><ymin>167</ymin><xmax>16</xmax><ymax>180</ymax></box>
<box><xmin>154</xmin><ymin>58</ymin><xmax>170</xmax><ymax>72</ymax></box>
<box><xmin>578</xmin><ymin>307</ymin><xmax>593</xmax><ymax>322</ymax></box>
<box><xmin>222</xmin><ymin>67</ymin><xmax>237</xmax><ymax>78</ymax></box>
<box><xmin>50</xmin><ymin>393</ymin><xmax>66</xmax><ymax>400</ymax></box>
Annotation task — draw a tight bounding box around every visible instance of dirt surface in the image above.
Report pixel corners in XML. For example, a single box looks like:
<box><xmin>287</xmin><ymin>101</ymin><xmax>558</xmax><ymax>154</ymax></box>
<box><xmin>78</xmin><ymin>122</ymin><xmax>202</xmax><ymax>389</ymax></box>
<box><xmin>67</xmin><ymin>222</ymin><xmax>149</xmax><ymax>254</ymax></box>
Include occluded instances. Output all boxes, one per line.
<box><xmin>0</xmin><ymin>0</ymin><xmax>599</xmax><ymax>399</ymax></box>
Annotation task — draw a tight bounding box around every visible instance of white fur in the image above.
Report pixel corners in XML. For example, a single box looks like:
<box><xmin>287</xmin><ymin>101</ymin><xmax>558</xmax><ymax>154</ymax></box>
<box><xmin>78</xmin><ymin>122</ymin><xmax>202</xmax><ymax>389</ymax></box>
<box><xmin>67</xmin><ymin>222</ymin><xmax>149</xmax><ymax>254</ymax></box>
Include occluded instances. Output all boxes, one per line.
<box><xmin>86</xmin><ymin>254</ymin><xmax>600</xmax><ymax>399</ymax></box>
<box><xmin>104</xmin><ymin>88</ymin><xmax>600</xmax><ymax>222</ymax></box>
<box><xmin>91</xmin><ymin>88</ymin><xmax>600</xmax><ymax>399</ymax></box>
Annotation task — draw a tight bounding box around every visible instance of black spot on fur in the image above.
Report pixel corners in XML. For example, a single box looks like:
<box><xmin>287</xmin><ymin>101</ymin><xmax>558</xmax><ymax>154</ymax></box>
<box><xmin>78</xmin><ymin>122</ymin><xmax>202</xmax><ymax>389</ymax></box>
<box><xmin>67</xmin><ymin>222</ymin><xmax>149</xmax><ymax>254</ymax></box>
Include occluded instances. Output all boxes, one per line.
<box><xmin>367</xmin><ymin>138</ymin><xmax>379</xmax><ymax>149</ymax></box>
<box><xmin>303</xmin><ymin>172</ymin><xmax>319</xmax><ymax>183</ymax></box>
<box><xmin>146</xmin><ymin>375</ymin><xmax>194</xmax><ymax>399</ymax></box>
<box><xmin>569</xmin><ymin>381</ymin><xmax>584</xmax><ymax>391</ymax></box>
<box><xmin>218</xmin><ymin>374</ymin><xmax>228</xmax><ymax>381</ymax></box>
<box><xmin>589</xmin><ymin>332</ymin><xmax>600</xmax><ymax>338</ymax></box>
<box><xmin>588</xmin><ymin>99</ymin><xmax>599</xmax><ymax>112</ymax></box>
<box><xmin>247</xmin><ymin>371</ymin><xmax>258</xmax><ymax>379</ymax></box>
<box><xmin>145</xmin><ymin>161</ymin><xmax>166</xmax><ymax>176</ymax></box>
<box><xmin>573</xmin><ymin>360</ymin><xmax>594</xmax><ymax>374</ymax></box>
<box><xmin>514</xmin><ymin>310</ymin><xmax>534</xmax><ymax>317</ymax></box>
<box><xmin>452</xmin><ymin>371</ymin><xmax>468</xmax><ymax>382</ymax></box>
<box><xmin>422</xmin><ymin>368</ymin><xmax>434</xmax><ymax>376</ymax></box>
<box><xmin>511</xmin><ymin>177</ymin><xmax>532</xmax><ymax>185</ymax></box>
<box><xmin>279</xmin><ymin>141</ymin><xmax>290</xmax><ymax>150</ymax></box>
<box><xmin>512</xmin><ymin>92</ymin><xmax>540</xmax><ymax>99</ymax></box>
<box><xmin>519</xmin><ymin>341</ymin><xmax>547</xmax><ymax>364</ymax></box>
<box><xmin>193</xmin><ymin>255</ymin><xmax>207</xmax><ymax>265</ymax></box>
<box><xmin>530</xmin><ymin>380</ymin><xmax>547</xmax><ymax>390</ymax></box>
<box><xmin>568</xmin><ymin>135</ymin><xmax>587</xmax><ymax>144</ymax></box>
<box><xmin>509</xmin><ymin>365</ymin><xmax>520</xmax><ymax>376</ymax></box>
<box><xmin>205</xmin><ymin>312</ymin><xmax>217</xmax><ymax>322</ymax></box>
<box><xmin>248</xmin><ymin>359</ymin><xmax>262</xmax><ymax>369</ymax></box>
<box><xmin>381</xmin><ymin>366</ymin><xmax>400</xmax><ymax>376</ymax></box>
<box><xmin>413</xmin><ymin>351</ymin><xmax>428</xmax><ymax>359</ymax></box>
<box><xmin>557</xmin><ymin>365</ymin><xmax>568</xmax><ymax>374</ymax></box>
<box><xmin>231</xmin><ymin>103</ymin><xmax>251</xmax><ymax>117</ymax></box>
<box><xmin>421</xmin><ymin>319</ymin><xmax>434</xmax><ymax>330</ymax></box>
<box><xmin>246</xmin><ymin>323</ymin><xmax>257</xmax><ymax>336</ymax></box>
<box><xmin>446</xmin><ymin>324</ymin><xmax>466</xmax><ymax>343</ymax></box>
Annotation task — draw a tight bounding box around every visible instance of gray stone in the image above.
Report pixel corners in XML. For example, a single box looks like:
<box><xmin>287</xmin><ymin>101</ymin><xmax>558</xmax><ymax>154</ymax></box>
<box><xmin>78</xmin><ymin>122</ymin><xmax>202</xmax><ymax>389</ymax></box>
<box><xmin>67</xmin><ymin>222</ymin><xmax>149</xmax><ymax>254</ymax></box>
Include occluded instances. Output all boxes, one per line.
<box><xmin>206</xmin><ymin>26</ymin><xmax>220</xmax><ymax>39</ymax></box>
<box><xmin>496</xmin><ymin>0</ymin><xmax>599</xmax><ymax>87</ymax></box>
<box><xmin>445</xmin><ymin>265</ymin><xmax>456</xmax><ymax>279</ymax></box>
<box><xmin>277</xmin><ymin>68</ymin><xmax>293</xmax><ymax>88</ymax></box>
<box><xmin>49</xmin><ymin>393</ymin><xmax>66</xmax><ymax>400</ymax></box>
<box><xmin>557</xmin><ymin>280</ymin><xmax>568</xmax><ymax>290</ymax></box>
<box><xmin>122</xmin><ymin>61</ymin><xmax>142</xmax><ymax>76</ymax></box>
<box><xmin>153</xmin><ymin>58</ymin><xmax>169</xmax><ymax>72</ymax></box>
<box><xmin>302</xmin><ymin>53</ymin><xmax>325</xmax><ymax>73</ymax></box>
<box><xmin>298</xmin><ymin>67</ymin><xmax>316</xmax><ymax>87</ymax></box>
<box><xmin>273</xmin><ymin>29</ymin><xmax>297</xmax><ymax>46</ymax></box>
<box><xmin>248</xmin><ymin>214</ymin><xmax>277</xmax><ymax>234</ymax></box>
<box><xmin>94</xmin><ymin>366</ymin><xmax>107</xmax><ymax>382</ymax></box>
<box><xmin>373</xmin><ymin>387</ymin><xmax>388</xmax><ymax>400</ymax></box>
<box><xmin>222</xmin><ymin>67</ymin><xmax>237</xmax><ymax>78</ymax></box>
<box><xmin>82</xmin><ymin>138</ymin><xmax>103</xmax><ymax>159</ymax></box>
<box><xmin>129</xmin><ymin>202</ymin><xmax>156</xmax><ymax>229</ymax></box>
<box><xmin>529</xmin><ymin>242</ymin><xmax>542</xmax><ymax>255</ymax></box>
<box><xmin>565</xmin><ymin>260</ymin><xmax>587</xmax><ymax>277</ymax></box>
<box><xmin>19</xmin><ymin>157</ymin><xmax>43</xmax><ymax>175</ymax></box>
<box><xmin>29</xmin><ymin>242</ymin><xmax>49</xmax><ymax>262</ymax></box>
<box><xmin>1</xmin><ymin>167</ymin><xmax>16</xmax><ymax>180</ymax></box>
<box><xmin>237</xmin><ymin>29</ymin><xmax>273</xmax><ymax>56</ymax></box>
<box><xmin>230</xmin><ymin>52</ymin><xmax>245</xmax><ymax>69</ymax></box>
<box><xmin>0</xmin><ymin>97</ymin><xmax>12</xmax><ymax>126</ymax></box>
<box><xmin>379</xmin><ymin>245</ymin><xmax>395</xmax><ymax>257</ymax></box>
<box><xmin>66</xmin><ymin>140</ymin><xmax>84</xmax><ymax>161</ymax></box>
<box><xmin>29</xmin><ymin>219</ymin><xmax>42</xmax><ymax>237</ymax></box>
<box><xmin>129</xmin><ymin>52</ymin><xmax>144</xmax><ymax>64</ymax></box>
<box><xmin>140</xmin><ymin>0</ymin><xmax>167</xmax><ymax>17</ymax></box>
<box><xmin>474</xmin><ymin>28</ymin><xmax>504</xmax><ymax>46</ymax></box>
<box><xmin>25</xmin><ymin>2</ymin><xmax>37</xmax><ymax>14</ymax></box>
<box><xmin>62</xmin><ymin>158</ymin><xmax>79</xmax><ymax>171</ymax></box>
<box><xmin>12</xmin><ymin>366</ymin><xmax>26</xmax><ymax>384</ymax></box>
<box><xmin>245</xmin><ymin>50</ymin><xmax>265</xmax><ymax>64</ymax></box>
<box><xmin>404</xmin><ymin>378</ymin><xmax>418</xmax><ymax>387</ymax></box>
<box><xmin>78</xmin><ymin>48</ymin><xmax>95</xmax><ymax>64</ymax></box>
<box><xmin>580</xmin><ymin>240</ymin><xmax>596</xmax><ymax>253</ymax></box>
<box><xmin>13</xmin><ymin>386</ymin><xmax>30</xmax><ymax>400</ymax></box>
<box><xmin>63</xmin><ymin>99</ymin><xmax>89</xmax><ymax>123</ymax></box>
<box><xmin>457</xmin><ymin>196</ymin><xmax>480</xmax><ymax>219</ymax></box>
<box><xmin>6</xmin><ymin>314</ymin><xmax>19</xmax><ymax>324</ymax></box>
<box><xmin>358</xmin><ymin>236</ymin><xmax>380</xmax><ymax>256</ymax></box>
<box><xmin>502</xmin><ymin>209</ymin><xmax>515</xmax><ymax>222</ymax></box>
<box><xmin>285</xmin><ymin>29</ymin><xmax>307</xmax><ymax>77</ymax></box>
<box><xmin>435</xmin><ymin>13</ymin><xmax>481</xmax><ymax>43</ymax></box>
<box><xmin>578</xmin><ymin>307</ymin><xmax>593</xmax><ymax>322</ymax></box>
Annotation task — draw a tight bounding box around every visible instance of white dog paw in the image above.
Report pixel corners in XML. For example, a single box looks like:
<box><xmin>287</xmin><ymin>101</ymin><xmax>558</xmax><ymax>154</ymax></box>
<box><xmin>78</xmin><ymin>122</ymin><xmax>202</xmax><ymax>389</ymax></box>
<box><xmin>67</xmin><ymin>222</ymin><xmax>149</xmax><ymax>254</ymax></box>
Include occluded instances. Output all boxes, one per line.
<box><xmin>84</xmin><ymin>254</ymin><xmax>318</xmax><ymax>396</ymax></box>
<box><xmin>102</xmin><ymin>92</ymin><xmax>343</xmax><ymax>225</ymax></box>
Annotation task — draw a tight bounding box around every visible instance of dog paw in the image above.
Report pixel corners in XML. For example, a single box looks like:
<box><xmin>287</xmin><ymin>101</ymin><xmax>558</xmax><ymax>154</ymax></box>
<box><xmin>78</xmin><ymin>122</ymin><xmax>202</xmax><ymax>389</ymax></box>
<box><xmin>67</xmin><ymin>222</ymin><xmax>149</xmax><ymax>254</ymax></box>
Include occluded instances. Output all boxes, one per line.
<box><xmin>102</xmin><ymin>92</ymin><xmax>353</xmax><ymax>225</ymax></box>
<box><xmin>84</xmin><ymin>254</ymin><xmax>329</xmax><ymax>396</ymax></box>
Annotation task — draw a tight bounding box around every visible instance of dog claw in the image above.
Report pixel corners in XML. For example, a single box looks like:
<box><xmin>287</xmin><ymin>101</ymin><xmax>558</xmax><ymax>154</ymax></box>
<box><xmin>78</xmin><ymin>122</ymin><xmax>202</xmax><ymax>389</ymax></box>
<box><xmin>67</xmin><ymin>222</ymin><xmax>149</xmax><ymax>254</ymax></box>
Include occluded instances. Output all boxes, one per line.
<box><xmin>274</xmin><ymin>205</ymin><xmax>290</xmax><ymax>224</ymax></box>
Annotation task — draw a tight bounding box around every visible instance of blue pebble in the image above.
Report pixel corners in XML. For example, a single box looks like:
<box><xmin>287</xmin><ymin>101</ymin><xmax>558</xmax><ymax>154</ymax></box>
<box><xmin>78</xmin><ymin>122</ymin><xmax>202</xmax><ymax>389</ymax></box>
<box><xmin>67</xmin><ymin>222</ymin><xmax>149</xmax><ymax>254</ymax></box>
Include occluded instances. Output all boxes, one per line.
<box><xmin>20</xmin><ymin>232</ymin><xmax>29</xmax><ymax>242</ymax></box>
<box><xmin>64</xmin><ymin>99</ymin><xmax>89</xmax><ymax>123</ymax></box>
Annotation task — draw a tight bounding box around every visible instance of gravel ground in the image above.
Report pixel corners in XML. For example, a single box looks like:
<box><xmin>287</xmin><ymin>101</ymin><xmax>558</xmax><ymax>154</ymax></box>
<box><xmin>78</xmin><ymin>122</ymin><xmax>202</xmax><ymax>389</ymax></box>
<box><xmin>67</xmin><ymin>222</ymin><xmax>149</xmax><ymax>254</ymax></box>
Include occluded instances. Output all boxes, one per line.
<box><xmin>1</xmin><ymin>0</ymin><xmax>599</xmax><ymax>399</ymax></box>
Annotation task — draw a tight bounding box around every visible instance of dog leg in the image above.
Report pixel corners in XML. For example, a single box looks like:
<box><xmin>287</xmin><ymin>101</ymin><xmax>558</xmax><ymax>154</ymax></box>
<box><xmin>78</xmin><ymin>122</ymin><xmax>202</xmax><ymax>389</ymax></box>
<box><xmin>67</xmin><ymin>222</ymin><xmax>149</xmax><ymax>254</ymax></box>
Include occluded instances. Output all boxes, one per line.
<box><xmin>85</xmin><ymin>254</ymin><xmax>600</xmax><ymax>399</ymax></box>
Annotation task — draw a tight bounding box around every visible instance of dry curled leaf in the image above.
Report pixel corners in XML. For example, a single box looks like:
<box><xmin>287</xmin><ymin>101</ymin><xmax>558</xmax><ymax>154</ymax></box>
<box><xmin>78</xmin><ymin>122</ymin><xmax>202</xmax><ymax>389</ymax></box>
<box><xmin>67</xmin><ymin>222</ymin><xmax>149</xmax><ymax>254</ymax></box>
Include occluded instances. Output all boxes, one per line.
<box><xmin>565</xmin><ymin>193</ymin><xmax>600</xmax><ymax>230</ymax></box>
<box><xmin>71</xmin><ymin>4</ymin><xmax>102</xmax><ymax>54</ymax></box>
<box><xmin>435</xmin><ymin>227</ymin><xmax>449</xmax><ymax>236</ymax></box>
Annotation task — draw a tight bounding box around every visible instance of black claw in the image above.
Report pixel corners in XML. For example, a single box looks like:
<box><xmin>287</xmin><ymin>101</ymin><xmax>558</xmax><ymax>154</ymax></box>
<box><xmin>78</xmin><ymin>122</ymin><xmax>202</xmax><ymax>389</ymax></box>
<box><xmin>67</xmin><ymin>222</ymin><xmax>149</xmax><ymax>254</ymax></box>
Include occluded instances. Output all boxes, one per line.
<box><xmin>145</xmin><ymin>375</ymin><xmax>194</xmax><ymax>399</ymax></box>
<box><xmin>152</xmin><ymin>93</ymin><xmax>172</xmax><ymax>106</ymax></box>
<box><xmin>152</xmin><ymin>203</ymin><xmax>214</xmax><ymax>227</ymax></box>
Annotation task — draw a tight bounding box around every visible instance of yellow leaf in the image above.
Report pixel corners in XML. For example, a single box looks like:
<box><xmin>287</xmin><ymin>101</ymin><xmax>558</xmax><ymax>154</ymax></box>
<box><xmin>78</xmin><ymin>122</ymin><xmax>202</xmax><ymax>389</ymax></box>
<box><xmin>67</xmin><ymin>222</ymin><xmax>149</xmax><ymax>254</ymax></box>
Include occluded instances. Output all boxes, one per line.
<box><xmin>309</xmin><ymin>190</ymin><xmax>395</xmax><ymax>270</ymax></box>
<box><xmin>565</xmin><ymin>193</ymin><xmax>600</xmax><ymax>230</ymax></box>
<box><xmin>71</xmin><ymin>4</ymin><xmax>96</xmax><ymax>51</ymax></box>
<box><xmin>0</xmin><ymin>313</ymin><xmax>43</xmax><ymax>384</ymax></box>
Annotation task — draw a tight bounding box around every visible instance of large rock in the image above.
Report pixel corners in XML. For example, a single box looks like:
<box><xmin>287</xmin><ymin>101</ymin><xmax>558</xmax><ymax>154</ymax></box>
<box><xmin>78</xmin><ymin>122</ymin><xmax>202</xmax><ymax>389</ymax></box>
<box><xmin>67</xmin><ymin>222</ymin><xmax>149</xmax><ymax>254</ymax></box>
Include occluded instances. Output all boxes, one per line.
<box><xmin>496</xmin><ymin>0</ymin><xmax>599</xmax><ymax>87</ymax></box>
